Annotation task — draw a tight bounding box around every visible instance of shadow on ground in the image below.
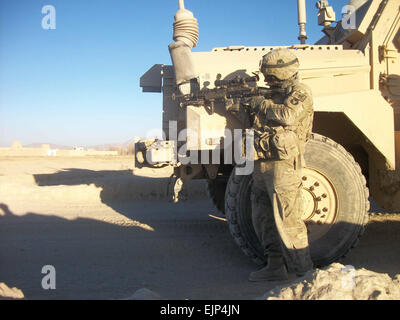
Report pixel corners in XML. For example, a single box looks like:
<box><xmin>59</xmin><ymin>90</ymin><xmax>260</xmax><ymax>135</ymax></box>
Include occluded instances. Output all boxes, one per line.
<box><xmin>33</xmin><ymin>168</ymin><xmax>206</xmax><ymax>203</ymax></box>
<box><xmin>0</xmin><ymin>169</ymin><xmax>398</xmax><ymax>299</ymax></box>
<box><xmin>0</xmin><ymin>201</ymin><xmax>270</xmax><ymax>300</ymax></box>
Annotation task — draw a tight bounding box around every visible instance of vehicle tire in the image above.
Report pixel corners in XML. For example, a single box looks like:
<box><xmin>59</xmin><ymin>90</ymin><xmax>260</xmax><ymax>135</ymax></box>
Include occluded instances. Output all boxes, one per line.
<box><xmin>225</xmin><ymin>133</ymin><xmax>370</xmax><ymax>267</ymax></box>
<box><xmin>206</xmin><ymin>178</ymin><xmax>228</xmax><ymax>214</ymax></box>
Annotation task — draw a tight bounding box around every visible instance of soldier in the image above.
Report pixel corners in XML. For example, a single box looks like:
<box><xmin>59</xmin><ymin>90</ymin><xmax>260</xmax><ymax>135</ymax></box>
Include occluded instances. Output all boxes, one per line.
<box><xmin>244</xmin><ymin>48</ymin><xmax>314</xmax><ymax>281</ymax></box>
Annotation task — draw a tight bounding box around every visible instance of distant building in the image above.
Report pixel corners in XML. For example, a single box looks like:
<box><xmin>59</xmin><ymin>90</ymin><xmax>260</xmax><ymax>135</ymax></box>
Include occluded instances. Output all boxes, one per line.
<box><xmin>47</xmin><ymin>149</ymin><xmax>58</xmax><ymax>156</ymax></box>
<box><xmin>0</xmin><ymin>141</ymin><xmax>118</xmax><ymax>157</ymax></box>
<box><xmin>11</xmin><ymin>141</ymin><xmax>22</xmax><ymax>149</ymax></box>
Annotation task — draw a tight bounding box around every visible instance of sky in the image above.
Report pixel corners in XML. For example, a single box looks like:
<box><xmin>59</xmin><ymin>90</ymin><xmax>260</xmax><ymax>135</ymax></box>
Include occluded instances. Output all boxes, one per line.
<box><xmin>0</xmin><ymin>0</ymin><xmax>349</xmax><ymax>147</ymax></box>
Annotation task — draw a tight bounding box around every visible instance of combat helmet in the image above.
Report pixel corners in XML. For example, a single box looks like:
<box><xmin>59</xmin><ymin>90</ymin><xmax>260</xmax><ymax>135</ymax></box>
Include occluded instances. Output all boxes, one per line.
<box><xmin>260</xmin><ymin>48</ymin><xmax>300</xmax><ymax>82</ymax></box>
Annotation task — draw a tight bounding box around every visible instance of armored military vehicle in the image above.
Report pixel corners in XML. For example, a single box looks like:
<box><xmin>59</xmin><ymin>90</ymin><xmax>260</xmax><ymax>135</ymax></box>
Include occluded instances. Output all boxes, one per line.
<box><xmin>136</xmin><ymin>0</ymin><xmax>400</xmax><ymax>266</ymax></box>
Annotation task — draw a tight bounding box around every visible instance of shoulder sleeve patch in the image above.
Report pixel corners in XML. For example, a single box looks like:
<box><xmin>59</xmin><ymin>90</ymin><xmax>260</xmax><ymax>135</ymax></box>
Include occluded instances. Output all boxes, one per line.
<box><xmin>292</xmin><ymin>90</ymin><xmax>307</xmax><ymax>103</ymax></box>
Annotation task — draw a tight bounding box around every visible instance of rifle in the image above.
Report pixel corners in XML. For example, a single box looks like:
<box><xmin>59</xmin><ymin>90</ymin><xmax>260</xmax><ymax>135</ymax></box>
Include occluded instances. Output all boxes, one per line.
<box><xmin>172</xmin><ymin>74</ymin><xmax>285</xmax><ymax>113</ymax></box>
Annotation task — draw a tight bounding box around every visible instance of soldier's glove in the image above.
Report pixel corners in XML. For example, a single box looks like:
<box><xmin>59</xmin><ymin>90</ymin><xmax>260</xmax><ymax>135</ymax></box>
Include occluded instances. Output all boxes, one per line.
<box><xmin>225</xmin><ymin>98</ymin><xmax>241</xmax><ymax>113</ymax></box>
<box><xmin>256</xmin><ymin>99</ymin><xmax>274</xmax><ymax>115</ymax></box>
<box><xmin>246</xmin><ymin>96</ymin><xmax>269</xmax><ymax>114</ymax></box>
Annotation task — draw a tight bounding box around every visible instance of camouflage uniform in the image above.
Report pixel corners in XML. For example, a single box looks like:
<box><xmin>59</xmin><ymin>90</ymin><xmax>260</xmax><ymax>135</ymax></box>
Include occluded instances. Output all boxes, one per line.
<box><xmin>248</xmin><ymin>49</ymin><xmax>314</xmax><ymax>280</ymax></box>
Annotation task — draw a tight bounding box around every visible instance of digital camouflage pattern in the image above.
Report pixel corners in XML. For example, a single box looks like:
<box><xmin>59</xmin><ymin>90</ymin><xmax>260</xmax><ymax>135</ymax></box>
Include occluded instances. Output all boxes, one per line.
<box><xmin>260</xmin><ymin>48</ymin><xmax>300</xmax><ymax>81</ymax></box>
<box><xmin>250</xmin><ymin>48</ymin><xmax>314</xmax><ymax>276</ymax></box>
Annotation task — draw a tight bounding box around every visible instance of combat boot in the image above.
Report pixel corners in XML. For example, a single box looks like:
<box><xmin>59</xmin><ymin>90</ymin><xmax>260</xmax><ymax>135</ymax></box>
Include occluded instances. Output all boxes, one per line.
<box><xmin>294</xmin><ymin>249</ymin><xmax>314</xmax><ymax>277</ymax></box>
<box><xmin>248</xmin><ymin>255</ymin><xmax>289</xmax><ymax>282</ymax></box>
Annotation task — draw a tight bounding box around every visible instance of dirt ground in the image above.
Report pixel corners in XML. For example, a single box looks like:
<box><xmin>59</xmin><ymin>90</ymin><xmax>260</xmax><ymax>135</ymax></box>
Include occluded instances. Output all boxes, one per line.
<box><xmin>0</xmin><ymin>156</ymin><xmax>399</xmax><ymax>300</ymax></box>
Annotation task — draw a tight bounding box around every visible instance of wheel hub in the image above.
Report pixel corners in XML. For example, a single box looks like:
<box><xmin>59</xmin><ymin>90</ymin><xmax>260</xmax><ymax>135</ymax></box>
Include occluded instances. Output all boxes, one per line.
<box><xmin>300</xmin><ymin>167</ymin><xmax>338</xmax><ymax>242</ymax></box>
